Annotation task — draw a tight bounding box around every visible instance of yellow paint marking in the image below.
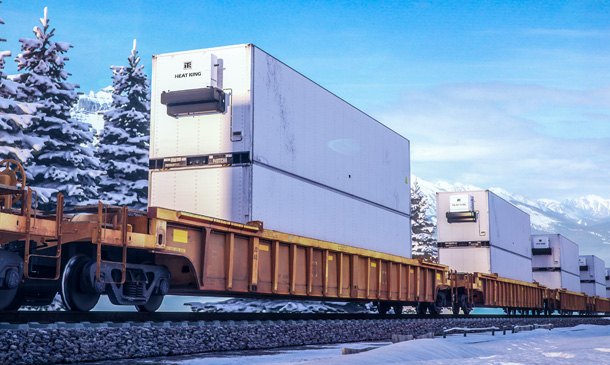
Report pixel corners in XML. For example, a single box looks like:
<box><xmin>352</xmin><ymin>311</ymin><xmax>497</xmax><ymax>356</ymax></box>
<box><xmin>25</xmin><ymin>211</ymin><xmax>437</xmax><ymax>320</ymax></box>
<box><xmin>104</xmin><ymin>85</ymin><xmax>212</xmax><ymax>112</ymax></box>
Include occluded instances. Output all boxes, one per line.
<box><xmin>259</xmin><ymin>245</ymin><xmax>269</xmax><ymax>252</ymax></box>
<box><xmin>371</xmin><ymin>262</ymin><xmax>377</xmax><ymax>268</ymax></box>
<box><xmin>328</xmin><ymin>256</ymin><xmax>333</xmax><ymax>261</ymax></box>
<box><xmin>173</xmin><ymin>229</ymin><xmax>188</xmax><ymax>243</ymax></box>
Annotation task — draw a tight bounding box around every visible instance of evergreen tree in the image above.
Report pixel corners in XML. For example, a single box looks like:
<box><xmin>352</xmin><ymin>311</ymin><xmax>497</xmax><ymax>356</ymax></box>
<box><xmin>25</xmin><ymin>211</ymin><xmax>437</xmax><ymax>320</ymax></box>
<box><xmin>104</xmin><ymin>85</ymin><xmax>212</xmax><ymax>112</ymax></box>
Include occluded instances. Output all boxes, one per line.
<box><xmin>0</xmin><ymin>8</ymin><xmax>38</xmax><ymax>164</ymax></box>
<box><xmin>13</xmin><ymin>7</ymin><xmax>100</xmax><ymax>210</ymax></box>
<box><xmin>97</xmin><ymin>39</ymin><xmax>150</xmax><ymax>210</ymax></box>
<box><xmin>411</xmin><ymin>181</ymin><xmax>437</xmax><ymax>261</ymax></box>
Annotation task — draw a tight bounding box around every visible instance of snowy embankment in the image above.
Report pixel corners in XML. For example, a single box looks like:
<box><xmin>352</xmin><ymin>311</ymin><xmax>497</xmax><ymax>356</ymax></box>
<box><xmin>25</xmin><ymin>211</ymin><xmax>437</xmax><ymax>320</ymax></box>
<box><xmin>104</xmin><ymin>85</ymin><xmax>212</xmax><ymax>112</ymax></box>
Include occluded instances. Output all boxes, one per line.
<box><xmin>310</xmin><ymin>323</ymin><xmax>610</xmax><ymax>364</ymax></box>
<box><xmin>2</xmin><ymin>317</ymin><xmax>608</xmax><ymax>364</ymax></box>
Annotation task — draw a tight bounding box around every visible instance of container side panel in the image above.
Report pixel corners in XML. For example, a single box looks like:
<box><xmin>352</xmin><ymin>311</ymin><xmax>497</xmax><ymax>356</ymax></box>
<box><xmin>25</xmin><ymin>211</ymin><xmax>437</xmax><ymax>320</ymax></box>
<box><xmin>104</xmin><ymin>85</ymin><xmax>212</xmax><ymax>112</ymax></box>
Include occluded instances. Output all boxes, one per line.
<box><xmin>251</xmin><ymin>164</ymin><xmax>411</xmax><ymax>257</ymax></box>
<box><xmin>487</xmin><ymin>192</ymin><xmax>531</xmax><ymax>258</ymax></box>
<box><xmin>559</xmin><ymin>235</ymin><xmax>580</xmax><ymax>276</ymax></box>
<box><xmin>533</xmin><ymin>271</ymin><xmax>562</xmax><ymax>290</ymax></box>
<box><xmin>561</xmin><ymin>271</ymin><xmax>582</xmax><ymax>292</ymax></box>
<box><xmin>436</xmin><ymin>191</ymin><xmax>490</xmax><ymax>243</ymax></box>
<box><xmin>579</xmin><ymin>255</ymin><xmax>607</xmax><ymax>285</ymax></box>
<box><xmin>150</xmin><ymin>45</ymin><xmax>252</xmax><ymax>159</ymax></box>
<box><xmin>533</xmin><ymin>270</ymin><xmax>580</xmax><ymax>292</ymax></box>
<box><xmin>490</xmin><ymin>246</ymin><xmax>532</xmax><ymax>283</ymax></box>
<box><xmin>607</xmin><ymin>271</ymin><xmax>610</xmax><ymax>300</ymax></box>
<box><xmin>149</xmin><ymin>166</ymin><xmax>250</xmax><ymax>223</ymax></box>
<box><xmin>581</xmin><ymin>282</ymin><xmax>607</xmax><ymax>298</ymax></box>
<box><xmin>438</xmin><ymin>247</ymin><xmax>491</xmax><ymax>274</ymax></box>
<box><xmin>593</xmin><ymin>256</ymin><xmax>607</xmax><ymax>286</ymax></box>
<box><xmin>251</xmin><ymin>47</ymin><xmax>410</xmax><ymax>213</ymax></box>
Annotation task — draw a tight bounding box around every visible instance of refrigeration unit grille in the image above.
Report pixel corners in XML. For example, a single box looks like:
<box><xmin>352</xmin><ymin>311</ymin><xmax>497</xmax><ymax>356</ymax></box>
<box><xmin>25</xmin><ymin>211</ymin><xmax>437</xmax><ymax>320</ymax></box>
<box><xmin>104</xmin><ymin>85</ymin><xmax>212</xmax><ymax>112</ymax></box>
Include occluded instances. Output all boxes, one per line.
<box><xmin>532</xmin><ymin>267</ymin><xmax>561</xmax><ymax>272</ymax></box>
<box><xmin>161</xmin><ymin>86</ymin><xmax>226</xmax><ymax>116</ymax></box>
<box><xmin>532</xmin><ymin>248</ymin><xmax>552</xmax><ymax>255</ymax></box>
<box><xmin>445</xmin><ymin>211</ymin><xmax>477</xmax><ymax>223</ymax></box>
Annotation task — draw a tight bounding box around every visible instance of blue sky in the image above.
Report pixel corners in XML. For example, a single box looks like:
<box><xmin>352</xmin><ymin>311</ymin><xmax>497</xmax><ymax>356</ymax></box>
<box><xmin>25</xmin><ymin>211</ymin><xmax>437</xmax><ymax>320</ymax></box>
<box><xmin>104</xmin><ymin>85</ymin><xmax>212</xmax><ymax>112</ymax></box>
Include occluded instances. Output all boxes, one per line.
<box><xmin>2</xmin><ymin>0</ymin><xmax>610</xmax><ymax>201</ymax></box>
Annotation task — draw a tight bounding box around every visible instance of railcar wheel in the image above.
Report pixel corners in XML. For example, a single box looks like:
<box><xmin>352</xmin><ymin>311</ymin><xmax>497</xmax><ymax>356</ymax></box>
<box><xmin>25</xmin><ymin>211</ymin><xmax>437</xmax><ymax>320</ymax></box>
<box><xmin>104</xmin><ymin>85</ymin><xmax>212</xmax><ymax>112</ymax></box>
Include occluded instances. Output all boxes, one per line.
<box><xmin>459</xmin><ymin>294</ymin><xmax>472</xmax><ymax>315</ymax></box>
<box><xmin>136</xmin><ymin>294</ymin><xmax>164</xmax><ymax>313</ymax></box>
<box><xmin>62</xmin><ymin>255</ymin><xmax>100</xmax><ymax>312</ymax></box>
<box><xmin>429</xmin><ymin>304</ymin><xmax>442</xmax><ymax>316</ymax></box>
<box><xmin>545</xmin><ymin>303</ymin><xmax>554</xmax><ymax>316</ymax></box>
<box><xmin>452</xmin><ymin>302</ymin><xmax>460</xmax><ymax>315</ymax></box>
<box><xmin>376</xmin><ymin>302</ymin><xmax>391</xmax><ymax>315</ymax></box>
<box><xmin>392</xmin><ymin>305</ymin><xmax>403</xmax><ymax>315</ymax></box>
<box><xmin>416</xmin><ymin>303</ymin><xmax>427</xmax><ymax>315</ymax></box>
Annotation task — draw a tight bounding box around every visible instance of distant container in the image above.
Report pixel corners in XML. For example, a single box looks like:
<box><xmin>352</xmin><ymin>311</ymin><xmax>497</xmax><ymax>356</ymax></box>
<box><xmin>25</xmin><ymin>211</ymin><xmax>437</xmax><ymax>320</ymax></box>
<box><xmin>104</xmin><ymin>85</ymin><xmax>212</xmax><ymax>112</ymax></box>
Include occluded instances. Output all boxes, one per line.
<box><xmin>606</xmin><ymin>268</ymin><xmax>610</xmax><ymax>299</ymax></box>
<box><xmin>148</xmin><ymin>44</ymin><xmax>411</xmax><ymax>257</ymax></box>
<box><xmin>436</xmin><ymin>190</ymin><xmax>532</xmax><ymax>283</ymax></box>
<box><xmin>531</xmin><ymin>234</ymin><xmax>580</xmax><ymax>292</ymax></box>
<box><xmin>579</xmin><ymin>255</ymin><xmax>606</xmax><ymax>298</ymax></box>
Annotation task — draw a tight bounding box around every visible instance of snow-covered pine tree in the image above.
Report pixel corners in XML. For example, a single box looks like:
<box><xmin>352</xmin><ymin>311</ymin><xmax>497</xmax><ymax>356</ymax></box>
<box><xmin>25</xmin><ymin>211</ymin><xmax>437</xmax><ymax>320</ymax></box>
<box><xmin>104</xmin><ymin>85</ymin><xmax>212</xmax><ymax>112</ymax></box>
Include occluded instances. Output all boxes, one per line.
<box><xmin>96</xmin><ymin>39</ymin><xmax>150</xmax><ymax>210</ymax></box>
<box><xmin>0</xmin><ymin>8</ymin><xmax>38</xmax><ymax>164</ymax></box>
<box><xmin>411</xmin><ymin>180</ymin><xmax>437</xmax><ymax>261</ymax></box>
<box><xmin>13</xmin><ymin>7</ymin><xmax>100</xmax><ymax>210</ymax></box>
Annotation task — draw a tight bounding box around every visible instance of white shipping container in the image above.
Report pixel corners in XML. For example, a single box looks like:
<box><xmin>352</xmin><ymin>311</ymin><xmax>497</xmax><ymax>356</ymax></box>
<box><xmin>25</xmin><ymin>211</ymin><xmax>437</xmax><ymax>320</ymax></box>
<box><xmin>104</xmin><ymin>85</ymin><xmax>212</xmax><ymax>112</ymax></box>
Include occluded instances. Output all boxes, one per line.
<box><xmin>581</xmin><ymin>282</ymin><xmax>606</xmax><ymax>298</ymax></box>
<box><xmin>606</xmin><ymin>268</ymin><xmax>610</xmax><ymax>298</ymax></box>
<box><xmin>148</xmin><ymin>44</ymin><xmax>411</xmax><ymax>257</ymax></box>
<box><xmin>533</xmin><ymin>271</ymin><xmax>581</xmax><ymax>293</ymax></box>
<box><xmin>579</xmin><ymin>255</ymin><xmax>606</xmax><ymax>297</ymax></box>
<box><xmin>436</xmin><ymin>190</ymin><xmax>532</xmax><ymax>282</ymax></box>
<box><xmin>438</xmin><ymin>246</ymin><xmax>533</xmax><ymax>283</ymax></box>
<box><xmin>531</xmin><ymin>234</ymin><xmax>580</xmax><ymax>292</ymax></box>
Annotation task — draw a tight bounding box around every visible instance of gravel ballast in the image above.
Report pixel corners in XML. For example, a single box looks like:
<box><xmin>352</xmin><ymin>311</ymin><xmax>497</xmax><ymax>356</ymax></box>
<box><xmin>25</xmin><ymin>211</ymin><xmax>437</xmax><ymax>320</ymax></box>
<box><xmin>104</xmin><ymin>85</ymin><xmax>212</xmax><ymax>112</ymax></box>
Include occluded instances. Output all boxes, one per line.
<box><xmin>1</xmin><ymin>317</ymin><xmax>609</xmax><ymax>364</ymax></box>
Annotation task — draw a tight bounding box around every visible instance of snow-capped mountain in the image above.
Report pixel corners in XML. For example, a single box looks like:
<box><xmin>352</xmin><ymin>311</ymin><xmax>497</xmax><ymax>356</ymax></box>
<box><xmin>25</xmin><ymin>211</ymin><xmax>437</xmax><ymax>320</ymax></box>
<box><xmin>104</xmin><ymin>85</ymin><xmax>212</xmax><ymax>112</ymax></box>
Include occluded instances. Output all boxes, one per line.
<box><xmin>414</xmin><ymin>175</ymin><xmax>610</xmax><ymax>263</ymax></box>
<box><xmin>70</xmin><ymin>87</ymin><xmax>113</xmax><ymax>132</ymax></box>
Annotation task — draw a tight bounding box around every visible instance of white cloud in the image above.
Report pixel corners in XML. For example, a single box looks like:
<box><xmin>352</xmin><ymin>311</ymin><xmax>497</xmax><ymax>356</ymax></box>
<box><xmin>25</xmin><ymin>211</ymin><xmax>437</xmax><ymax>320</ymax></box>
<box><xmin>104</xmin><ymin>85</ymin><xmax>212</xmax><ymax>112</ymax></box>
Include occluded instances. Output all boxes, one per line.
<box><xmin>377</xmin><ymin>82</ymin><xmax>610</xmax><ymax>200</ymax></box>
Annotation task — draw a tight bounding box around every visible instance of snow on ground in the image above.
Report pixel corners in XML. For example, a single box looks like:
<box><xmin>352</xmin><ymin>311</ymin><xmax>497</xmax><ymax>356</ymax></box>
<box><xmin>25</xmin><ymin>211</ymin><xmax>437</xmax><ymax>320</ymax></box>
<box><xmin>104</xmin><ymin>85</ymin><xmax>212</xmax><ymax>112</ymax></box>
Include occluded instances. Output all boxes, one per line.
<box><xmin>185</xmin><ymin>298</ymin><xmax>375</xmax><ymax>313</ymax></box>
<box><xmin>101</xmin><ymin>324</ymin><xmax>610</xmax><ymax>364</ymax></box>
<box><xmin>309</xmin><ymin>324</ymin><xmax>610</xmax><ymax>364</ymax></box>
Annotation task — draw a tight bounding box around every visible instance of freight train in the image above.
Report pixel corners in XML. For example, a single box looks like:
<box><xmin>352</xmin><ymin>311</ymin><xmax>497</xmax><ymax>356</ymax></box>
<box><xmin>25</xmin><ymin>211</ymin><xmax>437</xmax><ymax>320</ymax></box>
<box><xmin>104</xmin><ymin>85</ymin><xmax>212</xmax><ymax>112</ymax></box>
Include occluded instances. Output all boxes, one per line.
<box><xmin>0</xmin><ymin>170</ymin><xmax>608</xmax><ymax>315</ymax></box>
<box><xmin>1</xmin><ymin>44</ymin><xmax>609</xmax><ymax>315</ymax></box>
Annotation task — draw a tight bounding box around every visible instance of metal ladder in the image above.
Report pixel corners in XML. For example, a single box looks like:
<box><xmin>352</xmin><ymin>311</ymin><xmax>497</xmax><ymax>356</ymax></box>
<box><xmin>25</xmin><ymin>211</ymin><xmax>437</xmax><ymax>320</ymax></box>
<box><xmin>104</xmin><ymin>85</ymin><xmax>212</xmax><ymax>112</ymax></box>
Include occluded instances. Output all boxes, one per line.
<box><xmin>23</xmin><ymin>189</ymin><xmax>64</xmax><ymax>280</ymax></box>
<box><xmin>95</xmin><ymin>202</ymin><xmax>128</xmax><ymax>285</ymax></box>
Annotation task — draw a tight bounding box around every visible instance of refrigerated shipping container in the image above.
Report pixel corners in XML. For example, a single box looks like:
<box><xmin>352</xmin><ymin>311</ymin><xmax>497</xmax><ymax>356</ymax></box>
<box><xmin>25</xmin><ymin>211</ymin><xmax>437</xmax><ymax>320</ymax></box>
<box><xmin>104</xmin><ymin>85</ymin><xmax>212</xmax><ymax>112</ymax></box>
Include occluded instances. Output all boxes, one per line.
<box><xmin>606</xmin><ymin>268</ymin><xmax>610</xmax><ymax>299</ymax></box>
<box><xmin>531</xmin><ymin>234</ymin><xmax>580</xmax><ymax>292</ymax></box>
<box><xmin>148</xmin><ymin>44</ymin><xmax>411</xmax><ymax>257</ymax></box>
<box><xmin>438</xmin><ymin>246</ymin><xmax>533</xmax><ymax>283</ymax></box>
<box><xmin>436</xmin><ymin>190</ymin><xmax>532</xmax><ymax>282</ymax></box>
<box><xmin>579</xmin><ymin>255</ymin><xmax>606</xmax><ymax>298</ymax></box>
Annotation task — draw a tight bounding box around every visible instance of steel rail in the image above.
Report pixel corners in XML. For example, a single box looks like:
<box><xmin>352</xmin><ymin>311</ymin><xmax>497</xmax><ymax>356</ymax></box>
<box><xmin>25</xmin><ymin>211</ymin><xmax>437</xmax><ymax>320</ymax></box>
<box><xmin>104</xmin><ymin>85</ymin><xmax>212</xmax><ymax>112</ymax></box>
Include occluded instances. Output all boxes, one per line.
<box><xmin>0</xmin><ymin>311</ymin><xmax>604</xmax><ymax>324</ymax></box>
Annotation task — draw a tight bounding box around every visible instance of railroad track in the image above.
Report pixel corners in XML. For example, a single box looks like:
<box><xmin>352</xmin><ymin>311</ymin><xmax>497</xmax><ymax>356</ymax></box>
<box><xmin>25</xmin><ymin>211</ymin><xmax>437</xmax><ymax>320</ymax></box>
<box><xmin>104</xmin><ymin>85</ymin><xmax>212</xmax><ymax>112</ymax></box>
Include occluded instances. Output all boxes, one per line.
<box><xmin>0</xmin><ymin>311</ymin><xmax>603</xmax><ymax>325</ymax></box>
